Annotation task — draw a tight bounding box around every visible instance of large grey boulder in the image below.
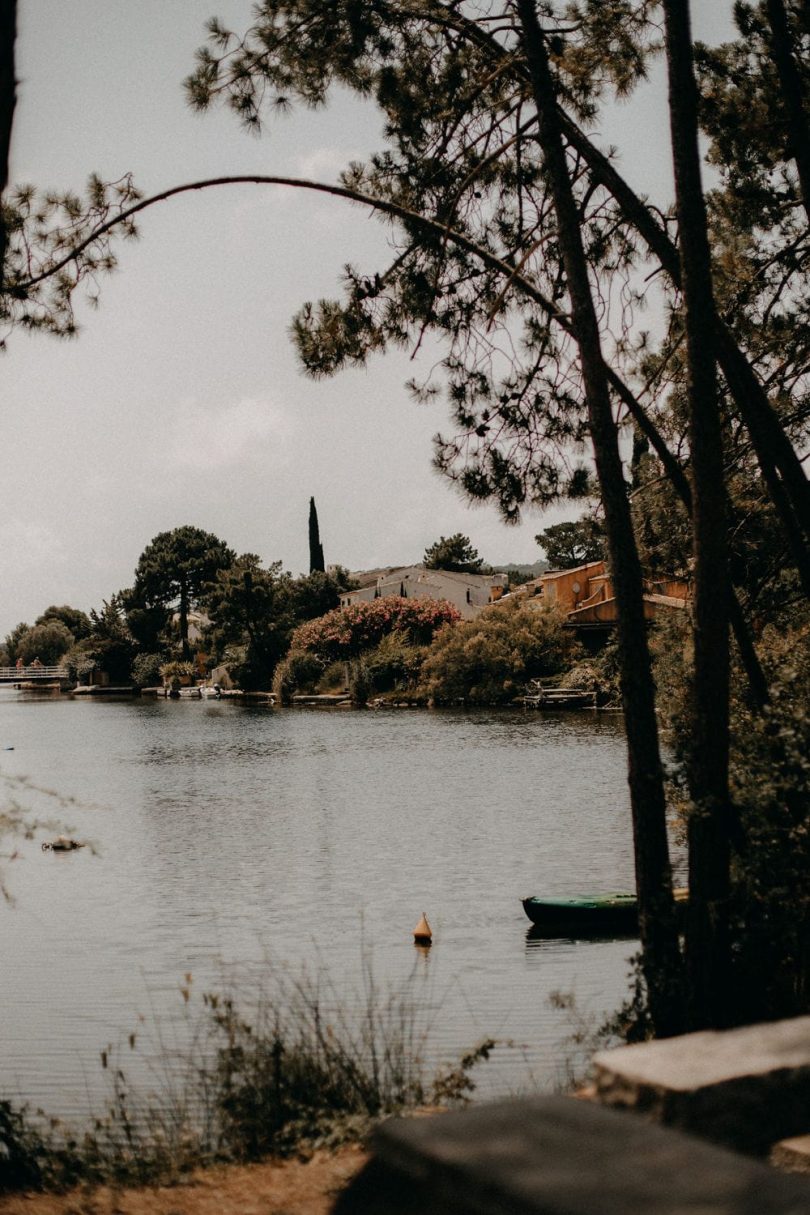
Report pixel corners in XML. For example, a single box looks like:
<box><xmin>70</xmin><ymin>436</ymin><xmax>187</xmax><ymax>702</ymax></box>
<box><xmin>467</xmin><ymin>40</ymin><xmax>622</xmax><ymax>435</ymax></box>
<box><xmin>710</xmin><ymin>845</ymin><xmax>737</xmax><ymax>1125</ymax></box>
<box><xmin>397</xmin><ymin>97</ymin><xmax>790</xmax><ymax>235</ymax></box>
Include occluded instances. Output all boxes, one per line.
<box><xmin>593</xmin><ymin>1016</ymin><xmax>810</xmax><ymax>1154</ymax></box>
<box><xmin>332</xmin><ymin>1095</ymin><xmax>810</xmax><ymax>1214</ymax></box>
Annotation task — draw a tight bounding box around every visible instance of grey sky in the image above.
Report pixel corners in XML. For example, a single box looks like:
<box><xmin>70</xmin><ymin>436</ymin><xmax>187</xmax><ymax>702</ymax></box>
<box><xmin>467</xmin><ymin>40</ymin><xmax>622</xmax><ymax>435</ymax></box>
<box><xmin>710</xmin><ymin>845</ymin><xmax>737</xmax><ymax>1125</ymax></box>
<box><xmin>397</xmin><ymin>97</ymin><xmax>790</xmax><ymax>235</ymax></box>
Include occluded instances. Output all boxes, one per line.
<box><xmin>2</xmin><ymin>2</ymin><xmax>736</xmax><ymax>635</ymax></box>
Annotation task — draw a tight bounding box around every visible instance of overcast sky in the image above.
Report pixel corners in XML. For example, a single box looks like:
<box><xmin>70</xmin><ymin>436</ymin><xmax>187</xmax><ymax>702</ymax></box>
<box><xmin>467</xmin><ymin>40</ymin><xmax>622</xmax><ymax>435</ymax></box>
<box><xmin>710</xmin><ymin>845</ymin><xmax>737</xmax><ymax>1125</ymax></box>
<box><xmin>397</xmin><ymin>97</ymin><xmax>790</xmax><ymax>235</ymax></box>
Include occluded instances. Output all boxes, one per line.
<box><xmin>1</xmin><ymin>2</ymin><xmax>736</xmax><ymax>635</ymax></box>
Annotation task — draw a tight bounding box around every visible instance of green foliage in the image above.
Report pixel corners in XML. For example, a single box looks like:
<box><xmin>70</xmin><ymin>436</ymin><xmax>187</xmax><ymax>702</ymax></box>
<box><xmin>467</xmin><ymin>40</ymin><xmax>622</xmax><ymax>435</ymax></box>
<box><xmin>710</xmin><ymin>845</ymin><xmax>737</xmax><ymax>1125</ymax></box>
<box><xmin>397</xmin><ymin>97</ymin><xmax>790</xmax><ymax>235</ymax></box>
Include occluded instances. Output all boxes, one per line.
<box><xmin>2</xmin><ymin>622</ymin><xmax>31</xmax><ymax>666</ymax></box>
<box><xmin>726</xmin><ymin>620</ymin><xmax>810</xmax><ymax>1020</ymax></box>
<box><xmin>59</xmin><ymin>643</ymin><xmax>94</xmax><ymax>685</ymax></box>
<box><xmin>132</xmin><ymin>527</ymin><xmax>235</xmax><ymax>657</ymax></box>
<box><xmin>423</xmin><ymin>533</ymin><xmax>484</xmax><ymax>573</ymax></box>
<box><xmin>15</xmin><ymin>620</ymin><xmax>74</xmax><ymax>666</ymax></box>
<box><xmin>35</xmin><ymin>605</ymin><xmax>92</xmax><ymax>640</ymax></box>
<box><xmin>558</xmin><ymin>646</ymin><xmax>621</xmax><ymax>704</ymax></box>
<box><xmin>419</xmin><ymin>602</ymin><xmax>581</xmax><ymax>705</ymax></box>
<box><xmin>204</xmin><ymin>558</ymin><xmax>351</xmax><ymax>690</ymax></box>
<box><xmin>120</xmin><ymin>587</ymin><xmax>170</xmax><ymax>654</ymax></box>
<box><xmin>364</xmin><ymin>632</ymin><xmax>427</xmax><ymax>694</ymax></box>
<box><xmin>272</xmin><ymin>650</ymin><xmax>325</xmax><ymax>703</ymax></box>
<box><xmin>290</xmin><ymin>568</ymin><xmax>345</xmax><ymax>620</ymax></box>
<box><xmin>205</xmin><ymin>555</ymin><xmax>295</xmax><ymax>690</ymax></box>
<box><xmin>652</xmin><ymin>608</ymin><xmax>810</xmax><ymax>1021</ymax></box>
<box><xmin>347</xmin><ymin>660</ymin><xmax>371</xmax><ymax>707</ymax></box>
<box><xmin>1</xmin><ymin>174</ymin><xmax>142</xmax><ymax>344</ymax></box>
<box><xmin>536</xmin><ymin>517</ymin><xmax>605</xmax><ymax>569</ymax></box>
<box><xmin>83</xmin><ymin>597</ymin><xmax>138</xmax><ymax>684</ymax></box>
<box><xmin>184</xmin><ymin>0</ymin><xmax>612</xmax><ymax>520</ymax></box>
<box><xmin>159</xmin><ymin>660</ymin><xmax>195</xmax><ymax>683</ymax></box>
<box><xmin>130</xmin><ymin>653</ymin><xmax>164</xmax><ymax>689</ymax></box>
<box><xmin>2</xmin><ymin>606</ymin><xmax>96</xmax><ymax>669</ymax></box>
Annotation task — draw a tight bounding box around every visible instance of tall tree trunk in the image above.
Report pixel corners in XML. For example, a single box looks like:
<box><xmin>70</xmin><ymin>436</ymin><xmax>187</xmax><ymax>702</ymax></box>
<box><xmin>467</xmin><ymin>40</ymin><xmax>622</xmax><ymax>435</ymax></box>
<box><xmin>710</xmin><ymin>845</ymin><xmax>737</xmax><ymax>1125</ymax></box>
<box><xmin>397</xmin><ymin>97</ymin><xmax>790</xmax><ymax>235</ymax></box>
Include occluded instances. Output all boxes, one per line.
<box><xmin>180</xmin><ymin>585</ymin><xmax>190</xmax><ymax>661</ymax></box>
<box><xmin>664</xmin><ymin>0</ymin><xmax>733</xmax><ymax>1028</ymax></box>
<box><xmin>555</xmin><ymin>112</ymin><xmax>810</xmax><ymax>582</ymax></box>
<box><xmin>608</xmin><ymin>370</ymin><xmax>770</xmax><ymax>710</ymax></box>
<box><xmin>765</xmin><ymin>0</ymin><xmax>810</xmax><ymax>223</ymax></box>
<box><xmin>433</xmin><ymin>8</ymin><xmax>810</xmax><ymax>576</ymax></box>
<box><xmin>0</xmin><ymin>0</ymin><xmax>16</xmax><ymax>285</ymax></box>
<box><xmin>517</xmin><ymin>0</ymin><xmax>684</xmax><ymax>1036</ymax></box>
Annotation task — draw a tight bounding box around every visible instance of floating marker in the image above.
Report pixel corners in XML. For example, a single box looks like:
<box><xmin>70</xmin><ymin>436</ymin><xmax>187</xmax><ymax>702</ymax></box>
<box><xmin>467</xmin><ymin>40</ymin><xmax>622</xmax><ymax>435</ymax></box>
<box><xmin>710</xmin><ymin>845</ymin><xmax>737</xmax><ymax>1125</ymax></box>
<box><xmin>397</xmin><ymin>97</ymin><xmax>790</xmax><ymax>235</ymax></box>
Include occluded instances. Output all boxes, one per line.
<box><xmin>413</xmin><ymin>912</ymin><xmax>432</xmax><ymax>945</ymax></box>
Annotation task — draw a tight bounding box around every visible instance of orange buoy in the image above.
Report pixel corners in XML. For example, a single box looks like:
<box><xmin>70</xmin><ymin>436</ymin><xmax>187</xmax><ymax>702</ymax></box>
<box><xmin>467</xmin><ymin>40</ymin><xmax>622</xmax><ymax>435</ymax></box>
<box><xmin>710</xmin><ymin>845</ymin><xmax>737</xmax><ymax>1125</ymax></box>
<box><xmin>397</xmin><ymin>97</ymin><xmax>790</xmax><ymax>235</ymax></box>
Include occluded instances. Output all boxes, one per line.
<box><xmin>413</xmin><ymin>912</ymin><xmax>432</xmax><ymax>945</ymax></box>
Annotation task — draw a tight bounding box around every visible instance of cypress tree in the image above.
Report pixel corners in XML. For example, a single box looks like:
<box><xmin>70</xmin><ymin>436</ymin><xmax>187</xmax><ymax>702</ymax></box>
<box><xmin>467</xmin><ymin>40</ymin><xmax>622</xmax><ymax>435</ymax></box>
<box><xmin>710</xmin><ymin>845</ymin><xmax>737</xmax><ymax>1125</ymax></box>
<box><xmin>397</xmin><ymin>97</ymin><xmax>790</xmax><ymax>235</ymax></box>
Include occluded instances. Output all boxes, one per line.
<box><xmin>308</xmin><ymin>497</ymin><xmax>325</xmax><ymax>573</ymax></box>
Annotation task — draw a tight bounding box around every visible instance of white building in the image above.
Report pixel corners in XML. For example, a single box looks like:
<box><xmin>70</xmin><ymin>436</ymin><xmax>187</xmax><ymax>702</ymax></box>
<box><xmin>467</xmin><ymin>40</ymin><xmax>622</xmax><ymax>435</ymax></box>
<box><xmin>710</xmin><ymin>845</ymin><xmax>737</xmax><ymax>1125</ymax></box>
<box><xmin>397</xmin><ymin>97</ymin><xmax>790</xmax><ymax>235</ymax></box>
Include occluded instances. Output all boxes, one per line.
<box><xmin>339</xmin><ymin>565</ymin><xmax>508</xmax><ymax>620</ymax></box>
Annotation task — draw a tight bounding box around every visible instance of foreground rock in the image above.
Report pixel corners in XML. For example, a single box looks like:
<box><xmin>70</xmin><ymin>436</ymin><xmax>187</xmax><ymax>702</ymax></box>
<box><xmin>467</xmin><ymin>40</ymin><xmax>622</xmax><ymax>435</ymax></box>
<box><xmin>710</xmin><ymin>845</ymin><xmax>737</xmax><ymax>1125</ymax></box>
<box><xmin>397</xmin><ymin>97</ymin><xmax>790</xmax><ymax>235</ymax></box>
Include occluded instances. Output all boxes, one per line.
<box><xmin>593</xmin><ymin>1015</ymin><xmax>810</xmax><ymax>1155</ymax></box>
<box><xmin>334</xmin><ymin>1096</ymin><xmax>810</xmax><ymax>1214</ymax></box>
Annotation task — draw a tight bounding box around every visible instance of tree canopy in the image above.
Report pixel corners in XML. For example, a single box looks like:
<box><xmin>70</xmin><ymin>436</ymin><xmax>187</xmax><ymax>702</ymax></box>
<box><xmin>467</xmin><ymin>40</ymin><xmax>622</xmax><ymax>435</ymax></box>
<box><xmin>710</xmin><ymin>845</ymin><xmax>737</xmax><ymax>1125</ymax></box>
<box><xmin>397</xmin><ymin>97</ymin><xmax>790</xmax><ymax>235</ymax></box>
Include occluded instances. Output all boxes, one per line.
<box><xmin>536</xmin><ymin>518</ymin><xmax>605</xmax><ymax>570</ymax></box>
<box><xmin>423</xmin><ymin>534</ymin><xmax>484</xmax><ymax>573</ymax></box>
<box><xmin>180</xmin><ymin>0</ymin><xmax>810</xmax><ymax>1034</ymax></box>
<box><xmin>131</xmin><ymin>526</ymin><xmax>235</xmax><ymax>659</ymax></box>
<box><xmin>35</xmin><ymin>604</ymin><xmax>92</xmax><ymax>640</ymax></box>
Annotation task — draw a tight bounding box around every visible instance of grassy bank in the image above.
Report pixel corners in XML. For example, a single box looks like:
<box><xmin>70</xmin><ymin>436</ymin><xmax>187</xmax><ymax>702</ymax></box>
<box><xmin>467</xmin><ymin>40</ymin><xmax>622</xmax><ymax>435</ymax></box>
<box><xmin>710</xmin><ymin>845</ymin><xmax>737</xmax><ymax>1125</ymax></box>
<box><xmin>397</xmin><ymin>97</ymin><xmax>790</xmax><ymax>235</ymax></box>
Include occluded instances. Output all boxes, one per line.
<box><xmin>0</xmin><ymin>963</ymin><xmax>494</xmax><ymax>1194</ymax></box>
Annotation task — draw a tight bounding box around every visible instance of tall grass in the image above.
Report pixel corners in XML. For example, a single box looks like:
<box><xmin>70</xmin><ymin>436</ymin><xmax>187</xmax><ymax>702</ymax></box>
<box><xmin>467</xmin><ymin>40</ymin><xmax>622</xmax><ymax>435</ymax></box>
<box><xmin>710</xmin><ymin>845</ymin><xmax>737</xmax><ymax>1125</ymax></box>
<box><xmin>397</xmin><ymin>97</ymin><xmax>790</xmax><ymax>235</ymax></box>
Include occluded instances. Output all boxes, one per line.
<box><xmin>0</xmin><ymin>958</ymin><xmax>495</xmax><ymax>1193</ymax></box>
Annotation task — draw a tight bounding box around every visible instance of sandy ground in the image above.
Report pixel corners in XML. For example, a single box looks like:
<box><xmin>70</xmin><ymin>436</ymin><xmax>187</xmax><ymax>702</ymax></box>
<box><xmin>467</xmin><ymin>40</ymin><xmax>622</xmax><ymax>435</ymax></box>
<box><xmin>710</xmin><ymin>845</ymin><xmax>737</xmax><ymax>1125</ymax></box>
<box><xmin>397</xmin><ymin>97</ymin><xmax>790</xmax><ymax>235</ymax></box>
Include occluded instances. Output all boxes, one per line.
<box><xmin>0</xmin><ymin>1146</ymin><xmax>368</xmax><ymax>1215</ymax></box>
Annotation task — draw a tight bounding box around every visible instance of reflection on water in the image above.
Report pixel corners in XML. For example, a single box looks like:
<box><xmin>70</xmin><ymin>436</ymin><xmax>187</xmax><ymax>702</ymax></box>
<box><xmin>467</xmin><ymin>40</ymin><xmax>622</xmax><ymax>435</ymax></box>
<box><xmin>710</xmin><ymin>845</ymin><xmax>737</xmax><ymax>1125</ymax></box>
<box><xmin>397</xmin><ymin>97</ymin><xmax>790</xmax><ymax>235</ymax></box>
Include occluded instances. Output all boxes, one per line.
<box><xmin>525</xmin><ymin>927</ymin><xmax>637</xmax><ymax>946</ymax></box>
<box><xmin>0</xmin><ymin>691</ymin><xmax>675</xmax><ymax>1114</ymax></box>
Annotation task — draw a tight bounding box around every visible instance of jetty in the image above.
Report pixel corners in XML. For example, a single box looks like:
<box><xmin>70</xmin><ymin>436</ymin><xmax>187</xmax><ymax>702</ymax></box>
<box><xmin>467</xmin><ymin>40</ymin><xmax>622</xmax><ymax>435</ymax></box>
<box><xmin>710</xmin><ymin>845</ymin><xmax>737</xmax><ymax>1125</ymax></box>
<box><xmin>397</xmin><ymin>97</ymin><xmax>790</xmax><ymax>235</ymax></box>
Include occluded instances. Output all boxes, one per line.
<box><xmin>523</xmin><ymin>683</ymin><xmax>597</xmax><ymax>708</ymax></box>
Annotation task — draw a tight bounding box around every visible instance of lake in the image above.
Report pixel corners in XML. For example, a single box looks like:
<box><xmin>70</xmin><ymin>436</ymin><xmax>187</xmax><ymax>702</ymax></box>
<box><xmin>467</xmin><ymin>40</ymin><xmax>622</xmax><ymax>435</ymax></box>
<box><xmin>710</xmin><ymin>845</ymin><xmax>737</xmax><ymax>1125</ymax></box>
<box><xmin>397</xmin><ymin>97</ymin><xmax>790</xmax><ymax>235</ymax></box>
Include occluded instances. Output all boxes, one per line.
<box><xmin>0</xmin><ymin>690</ymin><xmax>683</xmax><ymax>1118</ymax></box>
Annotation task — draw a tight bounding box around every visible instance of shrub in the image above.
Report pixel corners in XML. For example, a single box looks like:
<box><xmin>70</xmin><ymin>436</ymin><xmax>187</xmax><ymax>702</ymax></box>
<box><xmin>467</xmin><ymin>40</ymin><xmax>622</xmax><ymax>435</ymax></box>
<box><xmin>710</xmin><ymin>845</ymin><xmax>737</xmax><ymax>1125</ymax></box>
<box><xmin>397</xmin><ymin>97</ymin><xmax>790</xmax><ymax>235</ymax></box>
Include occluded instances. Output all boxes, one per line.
<box><xmin>290</xmin><ymin>596</ymin><xmax>460</xmax><ymax>663</ymax></box>
<box><xmin>272</xmin><ymin>650</ymin><xmax>325</xmax><ymax>703</ymax></box>
<box><xmin>558</xmin><ymin>638</ymin><xmax>621</xmax><ymax>704</ymax></box>
<box><xmin>348</xmin><ymin>660</ymin><xmax>371</xmax><ymax>707</ymax></box>
<box><xmin>364</xmin><ymin>633</ymin><xmax>427</xmax><ymax>693</ymax></box>
<box><xmin>419</xmin><ymin>602</ymin><xmax>580</xmax><ymax>705</ymax></box>
<box><xmin>159</xmin><ymin>660</ymin><xmax>196</xmax><ymax>686</ymax></box>
<box><xmin>60</xmin><ymin>642</ymin><xmax>94</xmax><ymax>684</ymax></box>
<box><xmin>131</xmin><ymin>653</ymin><xmax>164</xmax><ymax>689</ymax></box>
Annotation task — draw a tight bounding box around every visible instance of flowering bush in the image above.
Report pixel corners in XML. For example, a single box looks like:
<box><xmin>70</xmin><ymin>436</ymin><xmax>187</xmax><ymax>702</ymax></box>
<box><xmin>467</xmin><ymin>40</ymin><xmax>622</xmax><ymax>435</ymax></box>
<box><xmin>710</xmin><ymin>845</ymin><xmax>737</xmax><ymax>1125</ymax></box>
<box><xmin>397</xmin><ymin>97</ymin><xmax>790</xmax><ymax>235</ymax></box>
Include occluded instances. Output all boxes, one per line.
<box><xmin>290</xmin><ymin>596</ymin><xmax>460</xmax><ymax>662</ymax></box>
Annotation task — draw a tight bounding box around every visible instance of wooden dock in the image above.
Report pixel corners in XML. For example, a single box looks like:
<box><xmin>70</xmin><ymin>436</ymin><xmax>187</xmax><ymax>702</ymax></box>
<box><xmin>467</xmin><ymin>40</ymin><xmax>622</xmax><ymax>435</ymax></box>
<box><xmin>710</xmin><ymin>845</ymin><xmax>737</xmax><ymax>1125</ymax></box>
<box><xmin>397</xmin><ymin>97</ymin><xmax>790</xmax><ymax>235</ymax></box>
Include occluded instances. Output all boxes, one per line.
<box><xmin>523</xmin><ymin>685</ymin><xmax>597</xmax><ymax>709</ymax></box>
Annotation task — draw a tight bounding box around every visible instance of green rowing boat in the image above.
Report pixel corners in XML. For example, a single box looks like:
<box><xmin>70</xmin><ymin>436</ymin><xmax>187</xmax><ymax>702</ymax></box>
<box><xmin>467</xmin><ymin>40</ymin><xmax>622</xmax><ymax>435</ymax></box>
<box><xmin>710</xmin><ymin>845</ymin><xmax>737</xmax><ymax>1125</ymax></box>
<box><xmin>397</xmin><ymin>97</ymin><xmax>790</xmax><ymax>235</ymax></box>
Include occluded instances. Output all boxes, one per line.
<box><xmin>522</xmin><ymin>888</ymin><xmax>688</xmax><ymax>933</ymax></box>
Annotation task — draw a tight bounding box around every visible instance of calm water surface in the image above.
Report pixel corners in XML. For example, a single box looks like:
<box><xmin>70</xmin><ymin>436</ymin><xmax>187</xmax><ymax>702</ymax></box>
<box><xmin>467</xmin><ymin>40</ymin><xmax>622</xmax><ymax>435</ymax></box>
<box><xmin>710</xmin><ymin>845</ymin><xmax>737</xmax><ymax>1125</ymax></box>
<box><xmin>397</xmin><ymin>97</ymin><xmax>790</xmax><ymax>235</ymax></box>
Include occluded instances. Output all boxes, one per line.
<box><xmin>0</xmin><ymin>690</ymin><xmax>682</xmax><ymax>1115</ymax></box>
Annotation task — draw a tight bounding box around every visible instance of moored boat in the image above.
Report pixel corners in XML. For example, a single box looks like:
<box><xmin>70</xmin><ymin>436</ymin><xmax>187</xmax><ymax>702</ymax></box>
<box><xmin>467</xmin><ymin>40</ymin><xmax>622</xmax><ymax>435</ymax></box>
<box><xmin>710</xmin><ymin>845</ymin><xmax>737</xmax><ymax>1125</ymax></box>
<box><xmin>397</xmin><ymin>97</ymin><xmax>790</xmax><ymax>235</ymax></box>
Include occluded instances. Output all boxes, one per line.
<box><xmin>521</xmin><ymin>888</ymin><xmax>688</xmax><ymax>933</ymax></box>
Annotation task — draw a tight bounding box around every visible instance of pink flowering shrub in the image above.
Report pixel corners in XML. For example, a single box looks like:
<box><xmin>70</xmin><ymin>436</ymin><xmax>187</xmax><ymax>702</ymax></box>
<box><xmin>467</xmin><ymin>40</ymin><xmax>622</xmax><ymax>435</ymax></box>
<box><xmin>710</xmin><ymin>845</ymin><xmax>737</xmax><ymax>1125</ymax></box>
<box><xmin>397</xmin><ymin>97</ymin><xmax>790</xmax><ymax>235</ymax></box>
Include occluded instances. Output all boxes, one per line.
<box><xmin>290</xmin><ymin>596</ymin><xmax>460</xmax><ymax>661</ymax></box>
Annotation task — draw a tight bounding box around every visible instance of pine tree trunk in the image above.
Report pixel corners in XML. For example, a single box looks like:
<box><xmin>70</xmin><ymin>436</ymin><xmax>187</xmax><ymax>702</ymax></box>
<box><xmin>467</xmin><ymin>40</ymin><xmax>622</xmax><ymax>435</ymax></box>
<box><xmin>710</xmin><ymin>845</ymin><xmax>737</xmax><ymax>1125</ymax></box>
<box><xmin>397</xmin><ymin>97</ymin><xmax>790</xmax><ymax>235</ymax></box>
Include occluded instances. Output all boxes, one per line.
<box><xmin>610</xmin><ymin>371</ymin><xmax>769</xmax><ymax>710</ymax></box>
<box><xmin>765</xmin><ymin>0</ymin><xmax>810</xmax><ymax>224</ymax></box>
<box><xmin>0</xmin><ymin>0</ymin><xmax>16</xmax><ymax>284</ymax></box>
<box><xmin>517</xmin><ymin>0</ymin><xmax>684</xmax><ymax>1036</ymax></box>
<box><xmin>663</xmin><ymin>0</ymin><xmax>732</xmax><ymax>1028</ymax></box>
<box><xmin>557</xmin><ymin>113</ymin><xmax>810</xmax><ymax>580</ymax></box>
<box><xmin>180</xmin><ymin>586</ymin><xmax>190</xmax><ymax>661</ymax></box>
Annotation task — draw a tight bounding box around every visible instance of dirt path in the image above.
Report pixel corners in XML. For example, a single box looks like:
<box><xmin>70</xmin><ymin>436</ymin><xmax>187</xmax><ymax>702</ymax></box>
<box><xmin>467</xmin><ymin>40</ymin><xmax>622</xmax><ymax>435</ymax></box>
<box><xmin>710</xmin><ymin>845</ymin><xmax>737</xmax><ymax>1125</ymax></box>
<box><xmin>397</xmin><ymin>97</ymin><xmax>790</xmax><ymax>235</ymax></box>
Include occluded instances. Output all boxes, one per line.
<box><xmin>0</xmin><ymin>1146</ymin><xmax>368</xmax><ymax>1215</ymax></box>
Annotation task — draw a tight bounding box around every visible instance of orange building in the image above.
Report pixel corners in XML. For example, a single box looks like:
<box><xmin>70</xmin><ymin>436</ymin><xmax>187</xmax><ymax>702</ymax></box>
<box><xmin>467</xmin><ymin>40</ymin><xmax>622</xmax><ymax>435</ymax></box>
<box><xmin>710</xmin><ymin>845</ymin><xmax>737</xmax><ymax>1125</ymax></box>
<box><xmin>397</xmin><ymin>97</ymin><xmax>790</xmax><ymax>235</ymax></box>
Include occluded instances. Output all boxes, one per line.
<box><xmin>496</xmin><ymin>559</ymin><xmax>689</xmax><ymax>638</ymax></box>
